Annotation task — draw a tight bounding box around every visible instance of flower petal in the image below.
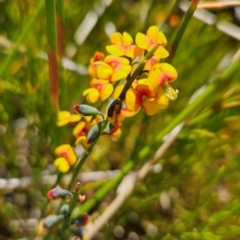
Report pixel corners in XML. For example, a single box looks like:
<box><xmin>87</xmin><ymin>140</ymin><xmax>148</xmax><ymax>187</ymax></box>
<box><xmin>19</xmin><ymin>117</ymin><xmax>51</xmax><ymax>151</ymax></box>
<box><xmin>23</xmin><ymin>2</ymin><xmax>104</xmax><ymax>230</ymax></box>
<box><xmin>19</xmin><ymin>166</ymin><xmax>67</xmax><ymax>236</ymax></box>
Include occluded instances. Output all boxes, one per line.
<box><xmin>106</xmin><ymin>45</ymin><xmax>125</xmax><ymax>56</ymax></box>
<box><xmin>111</xmin><ymin>64</ymin><xmax>131</xmax><ymax>81</ymax></box>
<box><xmin>135</xmin><ymin>32</ymin><xmax>150</xmax><ymax>50</ymax></box>
<box><xmin>100</xmin><ymin>83</ymin><xmax>113</xmax><ymax>101</ymax></box>
<box><xmin>83</xmin><ymin>88</ymin><xmax>100</xmax><ymax>103</ymax></box>
<box><xmin>146</xmin><ymin>25</ymin><xmax>160</xmax><ymax>42</ymax></box>
<box><xmin>110</xmin><ymin>32</ymin><xmax>123</xmax><ymax>45</ymax></box>
<box><xmin>154</xmin><ymin>47</ymin><xmax>169</xmax><ymax>58</ymax></box>
<box><xmin>126</xmin><ymin>88</ymin><xmax>141</xmax><ymax>112</ymax></box>
<box><xmin>54</xmin><ymin>157</ymin><xmax>70</xmax><ymax>173</ymax></box>
<box><xmin>122</xmin><ymin>32</ymin><xmax>133</xmax><ymax>45</ymax></box>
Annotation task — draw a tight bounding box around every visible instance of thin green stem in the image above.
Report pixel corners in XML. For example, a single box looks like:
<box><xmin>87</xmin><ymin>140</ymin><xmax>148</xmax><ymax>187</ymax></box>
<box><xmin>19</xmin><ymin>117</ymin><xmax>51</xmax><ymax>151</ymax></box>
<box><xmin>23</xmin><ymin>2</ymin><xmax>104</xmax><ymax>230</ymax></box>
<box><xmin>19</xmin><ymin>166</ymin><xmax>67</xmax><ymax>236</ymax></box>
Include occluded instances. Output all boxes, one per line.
<box><xmin>159</xmin><ymin>0</ymin><xmax>178</xmax><ymax>29</ymax></box>
<box><xmin>45</xmin><ymin>0</ymin><xmax>57</xmax><ymax>51</ymax></box>
<box><xmin>0</xmin><ymin>2</ymin><xmax>44</xmax><ymax>77</ymax></box>
<box><xmin>167</xmin><ymin>0</ymin><xmax>199</xmax><ymax>63</ymax></box>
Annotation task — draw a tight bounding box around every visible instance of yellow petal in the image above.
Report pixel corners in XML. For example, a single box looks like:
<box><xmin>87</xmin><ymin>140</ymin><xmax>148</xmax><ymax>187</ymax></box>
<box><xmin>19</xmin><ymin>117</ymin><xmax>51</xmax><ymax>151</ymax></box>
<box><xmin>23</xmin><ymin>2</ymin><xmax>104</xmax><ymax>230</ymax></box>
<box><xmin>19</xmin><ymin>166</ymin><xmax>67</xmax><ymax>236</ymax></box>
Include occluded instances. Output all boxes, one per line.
<box><xmin>54</xmin><ymin>158</ymin><xmax>70</xmax><ymax>173</ymax></box>
<box><xmin>110</xmin><ymin>32</ymin><xmax>123</xmax><ymax>45</ymax></box>
<box><xmin>122</xmin><ymin>32</ymin><xmax>133</xmax><ymax>45</ymax></box>
<box><xmin>111</xmin><ymin>64</ymin><xmax>131</xmax><ymax>81</ymax></box>
<box><xmin>126</xmin><ymin>88</ymin><xmax>141</xmax><ymax>112</ymax></box>
<box><xmin>154</xmin><ymin>87</ymin><xmax>169</xmax><ymax>108</ymax></box>
<box><xmin>69</xmin><ymin>114</ymin><xmax>81</xmax><ymax>123</ymax></box>
<box><xmin>73</xmin><ymin>121</ymin><xmax>86</xmax><ymax>137</ymax></box>
<box><xmin>135</xmin><ymin>32</ymin><xmax>150</xmax><ymax>50</ymax></box>
<box><xmin>94</xmin><ymin>62</ymin><xmax>112</xmax><ymax>80</ymax></box>
<box><xmin>158</xmin><ymin>63</ymin><xmax>178</xmax><ymax>82</ymax></box>
<box><xmin>154</xmin><ymin>47</ymin><xmax>169</xmax><ymax>58</ymax></box>
<box><xmin>106</xmin><ymin>45</ymin><xmax>125</xmax><ymax>56</ymax></box>
<box><xmin>142</xmin><ymin>98</ymin><xmax>159</xmax><ymax>116</ymax></box>
<box><xmin>75</xmin><ymin>136</ymin><xmax>89</xmax><ymax>149</ymax></box>
<box><xmin>83</xmin><ymin>88</ymin><xmax>100</xmax><ymax>103</ymax></box>
<box><xmin>113</xmin><ymin>85</ymin><xmax>124</xmax><ymax>99</ymax></box>
<box><xmin>156</xmin><ymin>31</ymin><xmax>167</xmax><ymax>46</ymax></box>
<box><xmin>146</xmin><ymin>25</ymin><xmax>159</xmax><ymax>42</ymax></box>
<box><xmin>55</xmin><ymin>144</ymin><xmax>71</xmax><ymax>156</ymax></box>
<box><xmin>100</xmin><ymin>83</ymin><xmax>113</xmax><ymax>101</ymax></box>
<box><xmin>57</xmin><ymin>111</ymin><xmax>71</xmax><ymax>126</ymax></box>
<box><xmin>111</xmin><ymin>128</ymin><xmax>122</xmax><ymax>139</ymax></box>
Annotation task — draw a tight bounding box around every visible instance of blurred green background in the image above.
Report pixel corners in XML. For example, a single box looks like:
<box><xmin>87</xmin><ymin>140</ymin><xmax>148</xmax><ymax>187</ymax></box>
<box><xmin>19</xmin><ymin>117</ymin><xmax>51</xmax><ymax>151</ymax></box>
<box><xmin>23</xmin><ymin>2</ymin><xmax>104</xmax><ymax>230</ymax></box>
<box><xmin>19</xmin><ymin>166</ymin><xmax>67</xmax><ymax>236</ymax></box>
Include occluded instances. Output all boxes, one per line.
<box><xmin>0</xmin><ymin>0</ymin><xmax>240</xmax><ymax>239</ymax></box>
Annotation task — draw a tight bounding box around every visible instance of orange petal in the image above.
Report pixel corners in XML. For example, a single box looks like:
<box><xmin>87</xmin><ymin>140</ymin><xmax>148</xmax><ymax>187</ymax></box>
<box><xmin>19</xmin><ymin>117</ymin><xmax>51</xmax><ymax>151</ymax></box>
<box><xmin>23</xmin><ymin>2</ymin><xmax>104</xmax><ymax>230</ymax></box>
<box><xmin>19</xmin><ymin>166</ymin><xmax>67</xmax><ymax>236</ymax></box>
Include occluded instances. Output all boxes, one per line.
<box><xmin>73</xmin><ymin>121</ymin><xmax>86</xmax><ymax>137</ymax></box>
<box><xmin>55</xmin><ymin>144</ymin><xmax>71</xmax><ymax>156</ymax></box>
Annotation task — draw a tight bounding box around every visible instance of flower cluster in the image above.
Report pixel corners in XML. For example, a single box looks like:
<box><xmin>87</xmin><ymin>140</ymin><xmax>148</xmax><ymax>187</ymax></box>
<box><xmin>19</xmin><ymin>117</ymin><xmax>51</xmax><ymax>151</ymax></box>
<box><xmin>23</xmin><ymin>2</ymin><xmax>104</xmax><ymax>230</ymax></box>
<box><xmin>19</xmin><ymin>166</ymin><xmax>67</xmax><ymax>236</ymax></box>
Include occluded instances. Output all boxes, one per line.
<box><xmin>85</xmin><ymin>25</ymin><xmax>178</xmax><ymax>115</ymax></box>
<box><xmin>53</xmin><ymin>25</ymin><xmax>178</xmax><ymax>173</ymax></box>
<box><xmin>43</xmin><ymin>185</ymin><xmax>88</xmax><ymax>239</ymax></box>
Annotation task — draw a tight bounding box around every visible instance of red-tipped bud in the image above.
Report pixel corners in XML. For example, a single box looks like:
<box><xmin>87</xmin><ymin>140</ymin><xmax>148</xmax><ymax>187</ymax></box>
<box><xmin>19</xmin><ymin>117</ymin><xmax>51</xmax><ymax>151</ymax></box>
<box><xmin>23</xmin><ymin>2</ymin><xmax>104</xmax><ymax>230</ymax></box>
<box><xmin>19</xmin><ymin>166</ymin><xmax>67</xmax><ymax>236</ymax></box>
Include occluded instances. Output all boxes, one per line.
<box><xmin>71</xmin><ymin>214</ymin><xmax>89</xmax><ymax>227</ymax></box>
<box><xmin>74</xmin><ymin>104</ymin><xmax>103</xmax><ymax>118</ymax></box>
<box><xmin>47</xmin><ymin>185</ymin><xmax>73</xmax><ymax>200</ymax></box>
<box><xmin>43</xmin><ymin>214</ymin><xmax>64</xmax><ymax>229</ymax></box>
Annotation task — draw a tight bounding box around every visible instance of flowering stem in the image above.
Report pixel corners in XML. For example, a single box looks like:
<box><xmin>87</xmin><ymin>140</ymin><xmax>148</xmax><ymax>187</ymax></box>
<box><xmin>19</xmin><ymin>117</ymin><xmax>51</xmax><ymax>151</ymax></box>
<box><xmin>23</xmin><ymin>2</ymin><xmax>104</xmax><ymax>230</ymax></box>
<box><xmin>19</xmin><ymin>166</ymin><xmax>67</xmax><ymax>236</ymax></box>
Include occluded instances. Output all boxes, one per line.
<box><xmin>45</xmin><ymin>0</ymin><xmax>59</xmax><ymax>109</ymax></box>
<box><xmin>118</xmin><ymin>47</ymin><xmax>157</xmax><ymax>100</ymax></box>
<box><xmin>76</xmin><ymin>58</ymin><xmax>240</xmax><ymax>216</ymax></box>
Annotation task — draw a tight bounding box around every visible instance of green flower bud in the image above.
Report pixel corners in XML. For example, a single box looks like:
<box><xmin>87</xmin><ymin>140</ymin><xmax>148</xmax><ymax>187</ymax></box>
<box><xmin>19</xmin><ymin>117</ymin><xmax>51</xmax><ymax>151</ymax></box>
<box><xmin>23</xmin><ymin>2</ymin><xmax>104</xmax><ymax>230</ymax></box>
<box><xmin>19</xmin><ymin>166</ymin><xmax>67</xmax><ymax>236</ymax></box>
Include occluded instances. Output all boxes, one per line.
<box><xmin>74</xmin><ymin>104</ymin><xmax>103</xmax><ymax>118</ymax></box>
<box><xmin>43</xmin><ymin>214</ymin><xmax>64</xmax><ymax>229</ymax></box>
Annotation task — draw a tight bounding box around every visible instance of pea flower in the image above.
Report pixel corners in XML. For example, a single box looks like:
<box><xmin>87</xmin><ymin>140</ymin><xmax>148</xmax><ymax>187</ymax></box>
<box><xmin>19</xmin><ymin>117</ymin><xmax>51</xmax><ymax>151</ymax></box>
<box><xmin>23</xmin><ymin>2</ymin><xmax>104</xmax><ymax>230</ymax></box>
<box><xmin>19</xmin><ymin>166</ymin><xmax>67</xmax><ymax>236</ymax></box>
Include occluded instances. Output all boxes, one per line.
<box><xmin>106</xmin><ymin>32</ymin><xmax>141</xmax><ymax>58</ymax></box>
<box><xmin>83</xmin><ymin>79</ymin><xmax>113</xmax><ymax>103</ymax></box>
<box><xmin>136</xmin><ymin>25</ymin><xmax>169</xmax><ymax>58</ymax></box>
<box><xmin>91</xmin><ymin>55</ymin><xmax>131</xmax><ymax>82</ymax></box>
<box><xmin>148</xmin><ymin>63</ymin><xmax>178</xmax><ymax>92</ymax></box>
<box><xmin>53</xmin><ymin>144</ymin><xmax>77</xmax><ymax>172</ymax></box>
<box><xmin>57</xmin><ymin>111</ymin><xmax>81</xmax><ymax>127</ymax></box>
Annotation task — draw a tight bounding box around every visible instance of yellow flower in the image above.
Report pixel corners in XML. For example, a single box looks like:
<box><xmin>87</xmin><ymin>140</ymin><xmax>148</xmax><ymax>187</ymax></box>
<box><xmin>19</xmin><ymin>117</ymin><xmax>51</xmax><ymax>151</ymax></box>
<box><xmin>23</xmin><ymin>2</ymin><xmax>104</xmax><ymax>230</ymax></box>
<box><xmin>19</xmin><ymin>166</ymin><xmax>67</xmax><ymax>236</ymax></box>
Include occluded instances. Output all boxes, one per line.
<box><xmin>136</xmin><ymin>25</ymin><xmax>169</xmax><ymax>58</ymax></box>
<box><xmin>57</xmin><ymin>111</ymin><xmax>81</xmax><ymax>127</ymax></box>
<box><xmin>54</xmin><ymin>144</ymin><xmax>77</xmax><ymax>172</ymax></box>
<box><xmin>106</xmin><ymin>32</ymin><xmax>141</xmax><ymax>58</ymax></box>
<box><xmin>91</xmin><ymin>55</ymin><xmax>131</xmax><ymax>82</ymax></box>
<box><xmin>148</xmin><ymin>63</ymin><xmax>178</xmax><ymax>92</ymax></box>
<box><xmin>83</xmin><ymin>79</ymin><xmax>113</xmax><ymax>103</ymax></box>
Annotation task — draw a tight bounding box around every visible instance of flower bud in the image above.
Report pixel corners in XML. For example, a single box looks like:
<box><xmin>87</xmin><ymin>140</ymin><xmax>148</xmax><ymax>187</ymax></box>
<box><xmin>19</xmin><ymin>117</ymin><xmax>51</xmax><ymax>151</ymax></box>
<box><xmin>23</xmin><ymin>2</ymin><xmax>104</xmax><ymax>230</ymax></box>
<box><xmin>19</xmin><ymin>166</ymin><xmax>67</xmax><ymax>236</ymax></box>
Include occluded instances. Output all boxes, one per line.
<box><xmin>47</xmin><ymin>185</ymin><xmax>73</xmax><ymax>200</ymax></box>
<box><xmin>87</xmin><ymin>122</ymin><xmax>102</xmax><ymax>144</ymax></box>
<box><xmin>60</xmin><ymin>204</ymin><xmax>69</xmax><ymax>215</ymax></box>
<box><xmin>107</xmin><ymin>98</ymin><xmax>122</xmax><ymax>123</ymax></box>
<box><xmin>43</xmin><ymin>214</ymin><xmax>64</xmax><ymax>229</ymax></box>
<box><xmin>71</xmin><ymin>214</ymin><xmax>89</xmax><ymax>227</ymax></box>
<box><xmin>70</xmin><ymin>228</ymin><xmax>86</xmax><ymax>238</ymax></box>
<box><xmin>74</xmin><ymin>104</ymin><xmax>103</xmax><ymax>118</ymax></box>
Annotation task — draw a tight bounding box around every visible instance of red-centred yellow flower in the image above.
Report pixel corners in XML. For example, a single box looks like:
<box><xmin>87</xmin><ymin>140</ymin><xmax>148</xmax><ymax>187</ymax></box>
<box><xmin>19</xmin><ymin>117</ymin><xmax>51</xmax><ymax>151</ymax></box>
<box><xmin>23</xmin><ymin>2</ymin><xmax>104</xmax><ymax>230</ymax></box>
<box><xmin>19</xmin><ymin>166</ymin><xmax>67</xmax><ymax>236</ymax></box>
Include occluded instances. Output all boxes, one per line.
<box><xmin>106</xmin><ymin>32</ymin><xmax>142</xmax><ymax>58</ymax></box>
<box><xmin>89</xmin><ymin>52</ymin><xmax>105</xmax><ymax>76</ymax></box>
<box><xmin>144</xmin><ymin>56</ymin><xmax>160</xmax><ymax>71</ymax></box>
<box><xmin>136</xmin><ymin>25</ymin><xmax>169</xmax><ymax>58</ymax></box>
<box><xmin>141</xmin><ymin>86</ymin><xmax>169</xmax><ymax>115</ymax></box>
<box><xmin>54</xmin><ymin>144</ymin><xmax>77</xmax><ymax>172</ymax></box>
<box><xmin>57</xmin><ymin>111</ymin><xmax>81</xmax><ymax>127</ymax></box>
<box><xmin>148</xmin><ymin>63</ymin><xmax>178</xmax><ymax>92</ymax></box>
<box><xmin>91</xmin><ymin>55</ymin><xmax>131</xmax><ymax>82</ymax></box>
<box><xmin>83</xmin><ymin>79</ymin><xmax>113</xmax><ymax>103</ymax></box>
